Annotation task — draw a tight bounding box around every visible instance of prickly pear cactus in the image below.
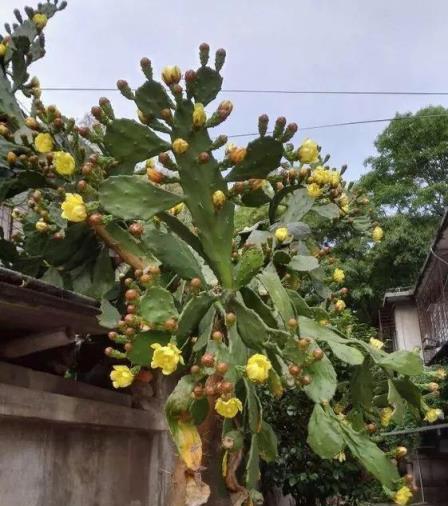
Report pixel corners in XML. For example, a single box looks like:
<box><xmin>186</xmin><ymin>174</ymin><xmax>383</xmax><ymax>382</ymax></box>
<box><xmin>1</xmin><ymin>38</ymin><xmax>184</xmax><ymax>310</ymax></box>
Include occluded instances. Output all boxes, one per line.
<box><xmin>0</xmin><ymin>4</ymin><xmax>441</xmax><ymax>506</ymax></box>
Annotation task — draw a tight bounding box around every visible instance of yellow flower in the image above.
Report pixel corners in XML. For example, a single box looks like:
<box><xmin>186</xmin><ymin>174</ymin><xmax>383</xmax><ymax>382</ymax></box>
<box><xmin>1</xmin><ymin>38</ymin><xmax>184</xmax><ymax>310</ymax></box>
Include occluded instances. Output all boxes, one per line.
<box><xmin>330</xmin><ymin>171</ymin><xmax>341</xmax><ymax>187</ymax></box>
<box><xmin>394</xmin><ymin>486</ymin><xmax>413</xmax><ymax>505</ymax></box>
<box><xmin>172</xmin><ymin>138</ymin><xmax>189</xmax><ymax>154</ymax></box>
<box><xmin>61</xmin><ymin>193</ymin><xmax>87</xmax><ymax>222</ymax></box>
<box><xmin>297</xmin><ymin>138</ymin><xmax>319</xmax><ymax>164</ymax></box>
<box><xmin>369</xmin><ymin>337</ymin><xmax>384</xmax><ymax>350</ymax></box>
<box><xmin>151</xmin><ymin>342</ymin><xmax>184</xmax><ymax>375</ymax></box>
<box><xmin>307</xmin><ymin>183</ymin><xmax>322</xmax><ymax>198</ymax></box>
<box><xmin>215</xmin><ymin>397</ymin><xmax>243</xmax><ymax>418</ymax></box>
<box><xmin>275</xmin><ymin>227</ymin><xmax>289</xmax><ymax>243</ymax></box>
<box><xmin>333</xmin><ymin>268</ymin><xmax>345</xmax><ymax>284</ymax></box>
<box><xmin>33</xmin><ymin>13</ymin><xmax>48</xmax><ymax>29</ymax></box>
<box><xmin>161</xmin><ymin>65</ymin><xmax>182</xmax><ymax>85</ymax></box>
<box><xmin>339</xmin><ymin>193</ymin><xmax>349</xmax><ymax>207</ymax></box>
<box><xmin>54</xmin><ymin>151</ymin><xmax>76</xmax><ymax>176</ymax></box>
<box><xmin>228</xmin><ymin>146</ymin><xmax>247</xmax><ymax>164</ymax></box>
<box><xmin>395</xmin><ymin>446</ymin><xmax>407</xmax><ymax>458</ymax></box>
<box><xmin>35</xmin><ymin>219</ymin><xmax>48</xmax><ymax>232</ymax></box>
<box><xmin>192</xmin><ymin>103</ymin><xmax>206</xmax><ymax>128</ymax></box>
<box><xmin>334</xmin><ymin>299</ymin><xmax>346</xmax><ymax>312</ymax></box>
<box><xmin>170</xmin><ymin>202</ymin><xmax>185</xmax><ymax>215</ymax></box>
<box><xmin>372</xmin><ymin>226</ymin><xmax>384</xmax><ymax>242</ymax></box>
<box><xmin>34</xmin><ymin>132</ymin><xmax>53</xmax><ymax>153</ymax></box>
<box><xmin>334</xmin><ymin>451</ymin><xmax>346</xmax><ymax>463</ymax></box>
<box><xmin>0</xmin><ymin>43</ymin><xmax>7</xmax><ymax>57</ymax></box>
<box><xmin>424</xmin><ymin>408</ymin><xmax>443</xmax><ymax>423</ymax></box>
<box><xmin>380</xmin><ymin>407</ymin><xmax>394</xmax><ymax>427</ymax></box>
<box><xmin>246</xmin><ymin>354</ymin><xmax>272</xmax><ymax>383</ymax></box>
<box><xmin>435</xmin><ymin>368</ymin><xmax>447</xmax><ymax>380</ymax></box>
<box><xmin>110</xmin><ymin>365</ymin><xmax>134</xmax><ymax>389</ymax></box>
<box><xmin>428</xmin><ymin>381</ymin><xmax>439</xmax><ymax>392</ymax></box>
<box><xmin>312</xmin><ymin>166</ymin><xmax>328</xmax><ymax>185</ymax></box>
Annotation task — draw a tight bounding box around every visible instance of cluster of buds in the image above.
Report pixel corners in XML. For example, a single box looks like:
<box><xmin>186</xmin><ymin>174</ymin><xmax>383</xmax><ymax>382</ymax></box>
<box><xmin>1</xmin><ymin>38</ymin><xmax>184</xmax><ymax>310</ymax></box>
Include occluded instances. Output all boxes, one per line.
<box><xmin>206</xmin><ymin>100</ymin><xmax>233</xmax><ymax>128</ymax></box>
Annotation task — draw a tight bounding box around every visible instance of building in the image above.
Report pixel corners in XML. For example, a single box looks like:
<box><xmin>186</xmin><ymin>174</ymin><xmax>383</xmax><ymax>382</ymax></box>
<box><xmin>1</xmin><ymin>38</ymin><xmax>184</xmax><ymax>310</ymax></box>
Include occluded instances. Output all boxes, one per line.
<box><xmin>380</xmin><ymin>211</ymin><xmax>448</xmax><ymax>363</ymax></box>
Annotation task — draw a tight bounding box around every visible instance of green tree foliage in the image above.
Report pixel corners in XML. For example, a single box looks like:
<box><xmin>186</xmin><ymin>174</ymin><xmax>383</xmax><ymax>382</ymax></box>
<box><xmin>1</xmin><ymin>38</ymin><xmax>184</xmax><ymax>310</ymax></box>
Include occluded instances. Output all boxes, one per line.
<box><xmin>362</xmin><ymin>106</ymin><xmax>448</xmax><ymax>217</ymax></box>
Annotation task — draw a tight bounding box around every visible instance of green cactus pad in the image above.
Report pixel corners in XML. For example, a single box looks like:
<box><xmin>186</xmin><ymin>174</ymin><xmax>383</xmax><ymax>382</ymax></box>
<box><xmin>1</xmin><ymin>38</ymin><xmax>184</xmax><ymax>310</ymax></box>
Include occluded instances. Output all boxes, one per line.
<box><xmin>234</xmin><ymin>247</ymin><xmax>264</xmax><ymax>288</ymax></box>
<box><xmin>226</xmin><ymin>136</ymin><xmax>283</xmax><ymax>182</ymax></box>
<box><xmin>193</xmin><ymin>66</ymin><xmax>223</xmax><ymax>106</ymax></box>
<box><xmin>176</xmin><ymin>292</ymin><xmax>215</xmax><ymax>346</ymax></box>
<box><xmin>104</xmin><ymin>118</ymin><xmax>171</xmax><ymax>171</ymax></box>
<box><xmin>239</xmin><ymin>286</ymin><xmax>278</xmax><ymax>328</ymax></box>
<box><xmin>139</xmin><ymin>286</ymin><xmax>179</xmax><ymax>327</ymax></box>
<box><xmin>241</xmin><ymin>185</ymin><xmax>272</xmax><ymax>207</ymax></box>
<box><xmin>135</xmin><ymin>81</ymin><xmax>174</xmax><ymax>119</ymax></box>
<box><xmin>142</xmin><ymin>226</ymin><xmax>205</xmax><ymax>281</ymax></box>
<box><xmin>99</xmin><ymin>175</ymin><xmax>182</xmax><ymax>220</ymax></box>
<box><xmin>127</xmin><ymin>330</ymin><xmax>172</xmax><ymax>366</ymax></box>
<box><xmin>234</xmin><ymin>299</ymin><xmax>268</xmax><ymax>351</ymax></box>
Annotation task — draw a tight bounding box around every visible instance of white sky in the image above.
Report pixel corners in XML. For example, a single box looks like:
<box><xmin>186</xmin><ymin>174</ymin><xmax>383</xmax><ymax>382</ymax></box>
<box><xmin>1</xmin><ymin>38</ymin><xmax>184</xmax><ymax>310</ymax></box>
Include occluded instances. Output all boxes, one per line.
<box><xmin>2</xmin><ymin>0</ymin><xmax>448</xmax><ymax>180</ymax></box>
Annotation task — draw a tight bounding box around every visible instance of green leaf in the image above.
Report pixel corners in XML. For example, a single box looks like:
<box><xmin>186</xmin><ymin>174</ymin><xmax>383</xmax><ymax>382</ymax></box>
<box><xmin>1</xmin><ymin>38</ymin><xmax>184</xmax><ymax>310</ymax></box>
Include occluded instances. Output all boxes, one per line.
<box><xmin>193</xmin><ymin>305</ymin><xmax>216</xmax><ymax>352</ymax></box>
<box><xmin>226</xmin><ymin>136</ymin><xmax>283</xmax><ymax>182</ymax></box>
<box><xmin>99</xmin><ymin>175</ymin><xmax>182</xmax><ymax>221</ymax></box>
<box><xmin>97</xmin><ymin>299</ymin><xmax>121</xmax><ymax>329</ymax></box>
<box><xmin>340</xmin><ymin>422</ymin><xmax>400</xmax><ymax>490</ymax></box>
<box><xmin>303</xmin><ymin>352</ymin><xmax>337</xmax><ymax>403</ymax></box>
<box><xmin>134</xmin><ymin>80</ymin><xmax>173</xmax><ymax>119</ymax></box>
<box><xmin>307</xmin><ymin>405</ymin><xmax>344</xmax><ymax>459</ymax></box>
<box><xmin>287</xmin><ymin>290</ymin><xmax>312</xmax><ymax>318</ymax></box>
<box><xmin>234</xmin><ymin>299</ymin><xmax>269</xmax><ymax>351</ymax></box>
<box><xmin>244</xmin><ymin>379</ymin><xmax>262</xmax><ymax>433</ymax></box>
<box><xmin>387</xmin><ymin>379</ymin><xmax>406</xmax><ymax>424</ymax></box>
<box><xmin>139</xmin><ymin>286</ymin><xmax>178</xmax><ymax>327</ymax></box>
<box><xmin>351</xmin><ymin>361</ymin><xmax>374</xmax><ymax>410</ymax></box>
<box><xmin>127</xmin><ymin>330</ymin><xmax>171</xmax><ymax>366</ymax></box>
<box><xmin>228</xmin><ymin>325</ymin><xmax>248</xmax><ymax>367</ymax></box>
<box><xmin>104</xmin><ymin>119</ymin><xmax>170</xmax><ymax>171</ymax></box>
<box><xmin>312</xmin><ymin>203</ymin><xmax>340</xmax><ymax>219</ymax></box>
<box><xmin>194</xmin><ymin>66</ymin><xmax>223</xmax><ymax>106</ymax></box>
<box><xmin>89</xmin><ymin>247</ymin><xmax>115</xmax><ymax>299</ymax></box>
<box><xmin>281</xmin><ymin>188</ymin><xmax>314</xmax><ymax>222</ymax></box>
<box><xmin>246</xmin><ymin>434</ymin><xmax>260</xmax><ymax>489</ymax></box>
<box><xmin>190</xmin><ymin>397</ymin><xmax>209</xmax><ymax>425</ymax></box>
<box><xmin>142</xmin><ymin>226</ymin><xmax>205</xmax><ymax>281</ymax></box>
<box><xmin>176</xmin><ymin>293</ymin><xmax>215</xmax><ymax>346</ymax></box>
<box><xmin>288</xmin><ymin>255</ymin><xmax>319</xmax><ymax>272</ymax></box>
<box><xmin>165</xmin><ymin>375</ymin><xmax>195</xmax><ymax>418</ymax></box>
<box><xmin>256</xmin><ymin>421</ymin><xmax>278</xmax><ymax>463</ymax></box>
<box><xmin>40</xmin><ymin>267</ymin><xmax>63</xmax><ymax>288</ymax></box>
<box><xmin>239</xmin><ymin>287</ymin><xmax>278</xmax><ymax>328</ymax></box>
<box><xmin>299</xmin><ymin>316</ymin><xmax>364</xmax><ymax>365</ymax></box>
<box><xmin>391</xmin><ymin>377</ymin><xmax>423</xmax><ymax>410</ymax></box>
<box><xmin>258</xmin><ymin>268</ymin><xmax>295</xmax><ymax>326</ymax></box>
<box><xmin>377</xmin><ymin>350</ymin><xmax>423</xmax><ymax>376</ymax></box>
<box><xmin>105</xmin><ymin>222</ymin><xmax>158</xmax><ymax>267</ymax></box>
<box><xmin>234</xmin><ymin>247</ymin><xmax>264</xmax><ymax>288</ymax></box>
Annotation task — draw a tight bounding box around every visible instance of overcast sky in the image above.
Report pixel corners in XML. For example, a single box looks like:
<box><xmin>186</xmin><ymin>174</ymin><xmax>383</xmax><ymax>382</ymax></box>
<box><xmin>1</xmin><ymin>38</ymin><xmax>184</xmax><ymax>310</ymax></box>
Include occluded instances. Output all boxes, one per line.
<box><xmin>2</xmin><ymin>0</ymin><xmax>448</xmax><ymax>180</ymax></box>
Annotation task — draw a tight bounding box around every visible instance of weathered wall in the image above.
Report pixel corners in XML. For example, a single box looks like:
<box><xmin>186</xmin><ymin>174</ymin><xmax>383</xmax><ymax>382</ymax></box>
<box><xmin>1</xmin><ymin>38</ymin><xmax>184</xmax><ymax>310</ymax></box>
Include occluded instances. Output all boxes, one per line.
<box><xmin>0</xmin><ymin>362</ymin><xmax>174</xmax><ymax>506</ymax></box>
<box><xmin>393</xmin><ymin>303</ymin><xmax>422</xmax><ymax>352</ymax></box>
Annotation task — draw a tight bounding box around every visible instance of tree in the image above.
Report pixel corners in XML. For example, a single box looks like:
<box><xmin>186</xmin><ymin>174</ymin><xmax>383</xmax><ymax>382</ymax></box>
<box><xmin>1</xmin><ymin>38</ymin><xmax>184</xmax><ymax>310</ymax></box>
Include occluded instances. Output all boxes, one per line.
<box><xmin>361</xmin><ymin>106</ymin><xmax>448</xmax><ymax>217</ymax></box>
<box><xmin>0</xmin><ymin>3</ymin><xmax>436</xmax><ymax>506</ymax></box>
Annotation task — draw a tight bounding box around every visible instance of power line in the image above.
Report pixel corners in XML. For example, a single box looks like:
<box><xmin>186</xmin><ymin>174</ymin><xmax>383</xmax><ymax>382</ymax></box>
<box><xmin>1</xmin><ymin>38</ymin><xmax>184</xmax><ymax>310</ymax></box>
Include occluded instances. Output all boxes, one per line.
<box><xmin>40</xmin><ymin>86</ymin><xmax>448</xmax><ymax>96</ymax></box>
<box><xmin>228</xmin><ymin>113</ymin><xmax>448</xmax><ymax>138</ymax></box>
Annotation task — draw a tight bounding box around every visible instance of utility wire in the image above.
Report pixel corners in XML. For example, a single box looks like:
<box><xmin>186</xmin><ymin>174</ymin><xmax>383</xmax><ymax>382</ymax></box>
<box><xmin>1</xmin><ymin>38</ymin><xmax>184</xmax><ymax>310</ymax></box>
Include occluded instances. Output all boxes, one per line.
<box><xmin>228</xmin><ymin>113</ymin><xmax>448</xmax><ymax>138</ymax></box>
<box><xmin>39</xmin><ymin>87</ymin><xmax>448</xmax><ymax>96</ymax></box>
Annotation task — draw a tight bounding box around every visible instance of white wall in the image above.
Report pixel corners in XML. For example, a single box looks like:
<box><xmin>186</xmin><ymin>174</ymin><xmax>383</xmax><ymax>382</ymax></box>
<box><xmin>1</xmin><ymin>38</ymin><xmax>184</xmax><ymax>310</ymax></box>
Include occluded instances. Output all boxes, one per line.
<box><xmin>393</xmin><ymin>303</ymin><xmax>422</xmax><ymax>352</ymax></box>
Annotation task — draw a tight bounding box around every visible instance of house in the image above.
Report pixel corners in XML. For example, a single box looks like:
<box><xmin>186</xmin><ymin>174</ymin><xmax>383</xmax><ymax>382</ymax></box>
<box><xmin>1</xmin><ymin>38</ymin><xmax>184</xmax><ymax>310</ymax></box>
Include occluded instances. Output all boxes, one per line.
<box><xmin>380</xmin><ymin>210</ymin><xmax>448</xmax><ymax>363</ymax></box>
<box><xmin>379</xmin><ymin>211</ymin><xmax>448</xmax><ymax>506</ymax></box>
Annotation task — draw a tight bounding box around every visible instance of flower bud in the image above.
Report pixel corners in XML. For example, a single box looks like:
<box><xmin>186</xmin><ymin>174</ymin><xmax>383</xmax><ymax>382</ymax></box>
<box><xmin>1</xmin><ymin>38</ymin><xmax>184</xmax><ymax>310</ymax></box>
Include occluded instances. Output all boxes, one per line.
<box><xmin>396</xmin><ymin>446</ymin><xmax>408</xmax><ymax>459</ymax></box>
<box><xmin>212</xmin><ymin>330</ymin><xmax>224</xmax><ymax>343</ymax></box>
<box><xmin>162</xmin><ymin>66</ymin><xmax>182</xmax><ymax>86</ymax></box>
<box><xmin>140</xmin><ymin>57</ymin><xmax>153</xmax><ymax>80</ymax></box>
<box><xmin>228</xmin><ymin>146</ymin><xmax>246</xmax><ymax>164</ymax></box>
<box><xmin>199</xmin><ymin>42</ymin><xmax>210</xmax><ymax>66</ymax></box>
<box><xmin>275</xmin><ymin>227</ymin><xmax>289</xmax><ymax>243</ymax></box>
<box><xmin>129</xmin><ymin>222</ymin><xmax>144</xmax><ymax>237</ymax></box>
<box><xmin>192</xmin><ymin>102</ymin><xmax>207</xmax><ymax>128</ymax></box>
<box><xmin>212</xmin><ymin>190</ymin><xmax>226</xmax><ymax>210</ymax></box>
<box><xmin>217</xmin><ymin>100</ymin><xmax>233</xmax><ymax>120</ymax></box>
<box><xmin>172</xmin><ymin>138</ymin><xmax>189</xmax><ymax>154</ymax></box>
<box><xmin>147</xmin><ymin>167</ymin><xmax>165</xmax><ymax>184</ymax></box>
<box><xmin>117</xmin><ymin>79</ymin><xmax>134</xmax><ymax>100</ymax></box>
<box><xmin>198</xmin><ymin>151</ymin><xmax>210</xmax><ymax>164</ymax></box>
<box><xmin>25</xmin><ymin>117</ymin><xmax>39</xmax><ymax>130</ymax></box>
<box><xmin>289</xmin><ymin>364</ymin><xmax>301</xmax><ymax>376</ymax></box>
<box><xmin>312</xmin><ymin>349</ymin><xmax>324</xmax><ymax>361</ymax></box>
<box><xmin>35</xmin><ymin>219</ymin><xmax>48</xmax><ymax>232</ymax></box>
<box><xmin>258</xmin><ymin>114</ymin><xmax>269</xmax><ymax>136</ymax></box>
<box><xmin>7</xmin><ymin>151</ymin><xmax>17</xmax><ymax>165</ymax></box>
<box><xmin>184</xmin><ymin>69</ymin><xmax>197</xmax><ymax>83</ymax></box>
<box><xmin>225</xmin><ymin>312</ymin><xmax>236</xmax><ymax>326</ymax></box>
<box><xmin>201</xmin><ymin>352</ymin><xmax>215</xmax><ymax>368</ymax></box>
<box><xmin>216</xmin><ymin>362</ymin><xmax>229</xmax><ymax>375</ymax></box>
<box><xmin>273</xmin><ymin>116</ymin><xmax>286</xmax><ymax>138</ymax></box>
<box><xmin>164</xmin><ymin>318</ymin><xmax>178</xmax><ymax>331</ymax></box>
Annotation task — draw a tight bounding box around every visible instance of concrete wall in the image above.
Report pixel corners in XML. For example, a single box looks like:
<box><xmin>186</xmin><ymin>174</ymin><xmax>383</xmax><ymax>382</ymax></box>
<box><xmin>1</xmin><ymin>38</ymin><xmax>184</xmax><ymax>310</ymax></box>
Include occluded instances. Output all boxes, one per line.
<box><xmin>0</xmin><ymin>362</ymin><xmax>174</xmax><ymax>506</ymax></box>
<box><xmin>393</xmin><ymin>303</ymin><xmax>422</xmax><ymax>352</ymax></box>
